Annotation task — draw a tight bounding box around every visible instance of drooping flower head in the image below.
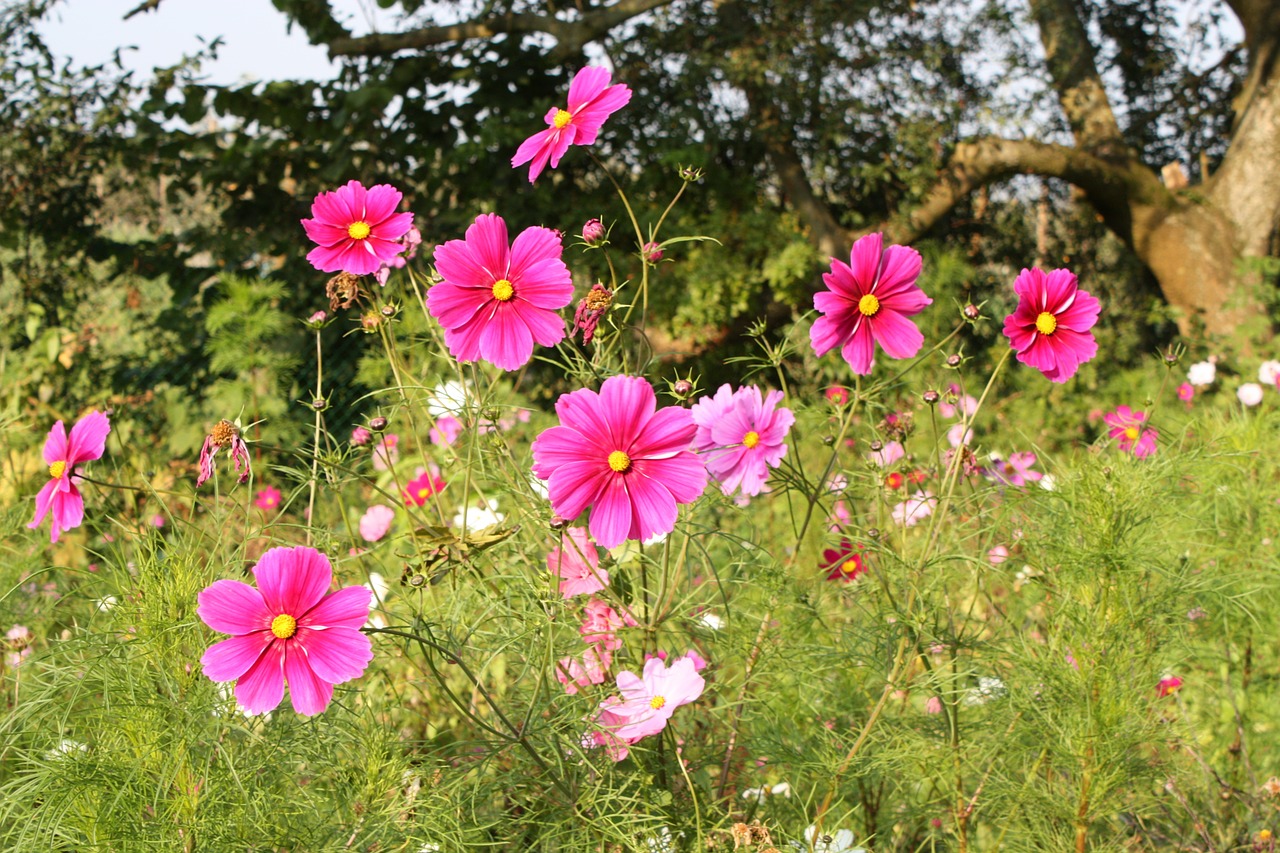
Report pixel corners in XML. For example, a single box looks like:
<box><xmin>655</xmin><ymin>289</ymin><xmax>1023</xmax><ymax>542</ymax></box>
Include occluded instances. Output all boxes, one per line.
<box><xmin>549</xmin><ymin>527</ymin><xmax>609</xmax><ymax>599</ymax></box>
<box><xmin>810</xmin><ymin>232</ymin><xmax>931</xmax><ymax>375</ymax></box>
<box><xmin>690</xmin><ymin>385</ymin><xmax>794</xmax><ymax>497</ymax></box>
<box><xmin>572</xmin><ymin>283</ymin><xmax>614</xmax><ymax>344</ymax></box>
<box><xmin>197</xmin><ymin>419</ymin><xmax>251</xmax><ymax>488</ymax></box>
<box><xmin>427</xmin><ymin>213</ymin><xmax>573</xmax><ymax>371</ymax></box>
<box><xmin>301</xmin><ymin>180</ymin><xmax>414</xmax><ymax>275</ymax></box>
<box><xmin>608</xmin><ymin>655</ymin><xmax>706</xmax><ymax>741</ymax></box>
<box><xmin>1103</xmin><ymin>405</ymin><xmax>1157</xmax><ymax>458</ymax></box>
<box><xmin>1002</xmin><ymin>268</ymin><xmax>1100</xmax><ymax>383</ymax></box>
<box><xmin>511</xmin><ymin>66</ymin><xmax>632</xmax><ymax>182</ymax></box>
<box><xmin>28</xmin><ymin>411</ymin><xmax>110</xmax><ymax>543</ymax></box>
<box><xmin>532</xmin><ymin>376</ymin><xmax>708</xmax><ymax>549</ymax></box>
<box><xmin>198</xmin><ymin>546</ymin><xmax>373</xmax><ymax>715</ymax></box>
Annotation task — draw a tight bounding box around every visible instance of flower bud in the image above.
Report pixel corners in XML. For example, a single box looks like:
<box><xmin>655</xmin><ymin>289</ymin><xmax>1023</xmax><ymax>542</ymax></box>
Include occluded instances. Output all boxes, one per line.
<box><xmin>581</xmin><ymin>218</ymin><xmax>607</xmax><ymax>247</ymax></box>
<box><xmin>311</xmin><ymin>397</ymin><xmax>328</xmax><ymax>411</ymax></box>
<box><xmin>369</xmin><ymin>416</ymin><xmax>388</xmax><ymax>432</ymax></box>
<box><xmin>673</xmin><ymin>379</ymin><xmax>694</xmax><ymax>397</ymax></box>
<box><xmin>641</xmin><ymin>242</ymin><xmax>663</xmax><ymax>264</ymax></box>
<box><xmin>963</xmin><ymin>303</ymin><xmax>980</xmax><ymax>320</ymax></box>
<box><xmin>923</xmin><ymin>389</ymin><xmax>940</xmax><ymax>405</ymax></box>
<box><xmin>946</xmin><ymin>354</ymin><xmax>962</xmax><ymax>368</ymax></box>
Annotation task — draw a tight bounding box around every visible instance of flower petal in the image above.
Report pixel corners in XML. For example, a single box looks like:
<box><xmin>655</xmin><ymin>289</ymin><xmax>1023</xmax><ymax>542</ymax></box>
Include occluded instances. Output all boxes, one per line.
<box><xmin>589</xmin><ymin>476</ymin><xmax>633</xmax><ymax>550</ymax></box>
<box><xmin>198</xmin><ymin>579</ymin><xmax>271</xmax><ymax>635</ymax></box>
<box><xmin>67</xmin><ymin>411</ymin><xmax>110</xmax><ymax>465</ymax></box>
<box><xmin>283</xmin><ymin>640</ymin><xmax>335</xmax><ymax>716</ymax></box>
<box><xmin>296</xmin><ymin>626</ymin><xmax>373</xmax><ymax>684</ymax></box>
<box><xmin>253</xmin><ymin>546</ymin><xmax>333</xmax><ymax>617</ymax></box>
<box><xmin>234</xmin><ymin>640</ymin><xmax>286</xmax><ymax>714</ymax></box>
<box><xmin>202</xmin><ymin>632</ymin><xmax>273</xmax><ymax>682</ymax></box>
<box><xmin>300</xmin><ymin>586</ymin><xmax>372</xmax><ymax>630</ymax></box>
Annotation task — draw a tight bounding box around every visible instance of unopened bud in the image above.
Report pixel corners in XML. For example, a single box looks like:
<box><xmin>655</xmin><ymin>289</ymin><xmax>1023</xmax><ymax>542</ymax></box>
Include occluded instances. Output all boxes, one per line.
<box><xmin>946</xmin><ymin>354</ymin><xmax>962</xmax><ymax>368</ymax></box>
<box><xmin>369</xmin><ymin>416</ymin><xmax>388</xmax><ymax>432</ymax></box>
<box><xmin>581</xmin><ymin>218</ymin><xmax>606</xmax><ymax>246</ymax></box>
<box><xmin>869</xmin><ymin>440</ymin><xmax>883</xmax><ymax>452</ymax></box>
<box><xmin>923</xmin><ymin>389</ymin><xmax>940</xmax><ymax>405</ymax></box>
<box><xmin>641</xmin><ymin>242</ymin><xmax>663</xmax><ymax>264</ymax></box>
<box><xmin>312</xmin><ymin>397</ymin><xmax>328</xmax><ymax>411</ymax></box>
<box><xmin>963</xmin><ymin>304</ymin><xmax>980</xmax><ymax>320</ymax></box>
<box><xmin>673</xmin><ymin>379</ymin><xmax>694</xmax><ymax>397</ymax></box>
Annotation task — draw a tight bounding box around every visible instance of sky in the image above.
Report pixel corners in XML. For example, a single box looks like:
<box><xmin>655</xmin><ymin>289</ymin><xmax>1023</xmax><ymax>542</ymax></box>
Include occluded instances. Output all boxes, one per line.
<box><xmin>40</xmin><ymin>0</ymin><xmax>395</xmax><ymax>86</ymax></box>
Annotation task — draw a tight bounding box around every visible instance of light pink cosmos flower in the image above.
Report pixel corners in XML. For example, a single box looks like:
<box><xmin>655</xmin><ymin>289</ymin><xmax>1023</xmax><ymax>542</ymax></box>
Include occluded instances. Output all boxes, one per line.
<box><xmin>867</xmin><ymin>440</ymin><xmax>905</xmax><ymax>468</ymax></box>
<box><xmin>198</xmin><ymin>546</ymin><xmax>373</xmax><ymax>715</ymax></box>
<box><xmin>301</xmin><ymin>180</ymin><xmax>414</xmax><ymax>275</ymax></box>
<box><xmin>580</xmin><ymin>598</ymin><xmax>637</xmax><ymax>651</ymax></box>
<box><xmin>549</xmin><ymin>527</ymin><xmax>609</xmax><ymax>598</ymax></box>
<box><xmin>1177</xmin><ymin>383</ymin><xmax>1195</xmax><ymax>407</ymax></box>
<box><xmin>197</xmin><ymin>419</ymin><xmax>251</xmax><ymax>488</ymax></box>
<box><xmin>988</xmin><ymin>545</ymin><xmax>1009</xmax><ymax>565</ymax></box>
<box><xmin>691</xmin><ymin>385</ymin><xmax>794</xmax><ymax>497</ymax></box>
<box><xmin>531</xmin><ymin>375</ymin><xmax>708</xmax><ymax>549</ymax></box>
<box><xmin>1003</xmin><ymin>268</ymin><xmax>1100</xmax><ymax>383</ymax></box>
<box><xmin>810</xmin><ymin>232</ymin><xmax>931</xmax><ymax>375</ymax></box>
<box><xmin>588</xmin><ymin>696</ymin><xmax>636</xmax><ymax>762</ymax></box>
<box><xmin>427</xmin><ymin>213</ymin><xmax>573</xmax><ymax>371</ymax></box>
<box><xmin>350</xmin><ymin>426</ymin><xmax>372</xmax><ymax>446</ymax></box>
<box><xmin>986</xmin><ymin>452</ymin><xmax>1043</xmax><ymax>487</ymax></box>
<box><xmin>255</xmin><ymin>486</ymin><xmax>282</xmax><ymax>511</ymax></box>
<box><xmin>511</xmin><ymin>66</ymin><xmax>633</xmax><ymax>182</ymax></box>
<box><xmin>359</xmin><ymin>504</ymin><xmax>395</xmax><ymax>542</ymax></box>
<box><xmin>429</xmin><ymin>415</ymin><xmax>464</xmax><ymax>447</ymax></box>
<box><xmin>29</xmin><ymin>411</ymin><xmax>110</xmax><ymax>543</ymax></box>
<box><xmin>556</xmin><ymin>645</ymin><xmax>611</xmax><ymax>695</ymax></box>
<box><xmin>608</xmin><ymin>655</ymin><xmax>706</xmax><ymax>741</ymax></box>
<box><xmin>1104</xmin><ymin>405</ymin><xmax>1157</xmax><ymax>458</ymax></box>
<box><xmin>372</xmin><ymin>434</ymin><xmax>399</xmax><ymax>471</ymax></box>
<box><xmin>891</xmin><ymin>491</ymin><xmax>936</xmax><ymax>527</ymax></box>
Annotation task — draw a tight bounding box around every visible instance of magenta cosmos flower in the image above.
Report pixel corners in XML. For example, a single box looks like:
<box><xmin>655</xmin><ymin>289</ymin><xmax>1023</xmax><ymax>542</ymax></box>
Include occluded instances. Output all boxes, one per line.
<box><xmin>691</xmin><ymin>385</ymin><xmax>794</xmax><ymax>497</ymax></box>
<box><xmin>1003</xmin><ymin>268</ymin><xmax>1100</xmax><ymax>383</ymax></box>
<box><xmin>811</xmin><ymin>232</ymin><xmax>931</xmax><ymax>375</ymax></box>
<box><xmin>427</xmin><ymin>213</ymin><xmax>573</xmax><ymax>371</ymax></box>
<box><xmin>28</xmin><ymin>411</ymin><xmax>110</xmax><ymax>543</ymax></box>
<box><xmin>301</xmin><ymin>180</ymin><xmax>414</xmax><ymax>275</ymax></box>
<box><xmin>511</xmin><ymin>66</ymin><xmax>633</xmax><ymax>182</ymax></box>
<box><xmin>549</xmin><ymin>527</ymin><xmax>609</xmax><ymax>598</ymax></box>
<box><xmin>609</xmin><ymin>655</ymin><xmax>706</xmax><ymax>740</ymax></box>
<box><xmin>531</xmin><ymin>376</ymin><xmax>708</xmax><ymax>549</ymax></box>
<box><xmin>1104</xmin><ymin>405</ymin><xmax>1157</xmax><ymax>458</ymax></box>
<box><xmin>198</xmin><ymin>546</ymin><xmax>373</xmax><ymax>716</ymax></box>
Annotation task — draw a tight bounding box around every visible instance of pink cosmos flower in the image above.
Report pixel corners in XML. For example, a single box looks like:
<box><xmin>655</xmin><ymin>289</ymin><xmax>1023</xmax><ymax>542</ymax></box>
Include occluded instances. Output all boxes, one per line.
<box><xmin>198</xmin><ymin>546</ymin><xmax>373</xmax><ymax>715</ymax></box>
<box><xmin>429</xmin><ymin>415</ymin><xmax>464</xmax><ymax>447</ymax></box>
<box><xmin>1104</xmin><ymin>405</ymin><xmax>1157</xmax><ymax>458</ymax></box>
<box><xmin>986</xmin><ymin>451</ymin><xmax>1043</xmax><ymax>487</ymax></box>
<box><xmin>1002</xmin><ymin>267</ymin><xmax>1100</xmax><ymax>383</ymax></box>
<box><xmin>531</xmin><ymin>375</ymin><xmax>708</xmax><ymax>549</ymax></box>
<box><xmin>255</xmin><ymin>486</ymin><xmax>282</xmax><ymax>511</ymax></box>
<box><xmin>372</xmin><ymin>434</ymin><xmax>399</xmax><ymax>471</ymax></box>
<box><xmin>359</xmin><ymin>505</ymin><xmax>395</xmax><ymax>542</ymax></box>
<box><xmin>580</xmin><ymin>598</ymin><xmax>637</xmax><ymax>651</ymax></box>
<box><xmin>301</xmin><ymin>180</ymin><xmax>414</xmax><ymax>275</ymax></box>
<box><xmin>351</xmin><ymin>426</ymin><xmax>372</xmax><ymax>446</ymax></box>
<box><xmin>197</xmin><ymin>419</ymin><xmax>251</xmax><ymax>488</ymax></box>
<box><xmin>691</xmin><ymin>385</ymin><xmax>794</xmax><ymax>497</ymax></box>
<box><xmin>1156</xmin><ymin>675</ymin><xmax>1183</xmax><ymax>698</ymax></box>
<box><xmin>940</xmin><ymin>384</ymin><xmax>978</xmax><ymax>418</ymax></box>
<box><xmin>608</xmin><ymin>655</ymin><xmax>706</xmax><ymax>741</ymax></box>
<box><xmin>810</xmin><ymin>232</ymin><xmax>931</xmax><ymax>375</ymax></box>
<box><xmin>988</xmin><ymin>545</ymin><xmax>1010</xmax><ymax>565</ymax></box>
<box><xmin>403</xmin><ymin>466</ymin><xmax>446</xmax><ymax>507</ymax></box>
<box><xmin>511</xmin><ymin>66</ymin><xmax>633</xmax><ymax>182</ymax></box>
<box><xmin>589</xmin><ymin>696</ymin><xmax>636</xmax><ymax>762</ymax></box>
<box><xmin>556</xmin><ymin>645</ymin><xmax>611</xmax><ymax>695</ymax></box>
<box><xmin>925</xmin><ymin>696</ymin><xmax>944</xmax><ymax>715</ymax></box>
<box><xmin>867</xmin><ymin>441</ymin><xmax>905</xmax><ymax>468</ymax></box>
<box><xmin>427</xmin><ymin>213</ymin><xmax>574</xmax><ymax>371</ymax></box>
<box><xmin>549</xmin><ymin>527</ymin><xmax>609</xmax><ymax>598</ymax></box>
<box><xmin>892</xmin><ymin>491</ymin><xmax>936</xmax><ymax>527</ymax></box>
<box><xmin>28</xmin><ymin>411</ymin><xmax>110</xmax><ymax>543</ymax></box>
<box><xmin>826</xmin><ymin>386</ymin><xmax>850</xmax><ymax>405</ymax></box>
<box><xmin>1177</xmin><ymin>383</ymin><xmax>1195</xmax><ymax>406</ymax></box>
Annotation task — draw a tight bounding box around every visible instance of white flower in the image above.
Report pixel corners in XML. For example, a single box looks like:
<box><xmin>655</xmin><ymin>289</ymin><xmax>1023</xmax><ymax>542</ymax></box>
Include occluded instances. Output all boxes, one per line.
<box><xmin>364</xmin><ymin>572</ymin><xmax>389</xmax><ymax>629</ymax></box>
<box><xmin>645</xmin><ymin>827</ymin><xmax>676</xmax><ymax>853</ymax></box>
<box><xmin>45</xmin><ymin>739</ymin><xmax>87</xmax><ymax>761</ymax></box>
<box><xmin>94</xmin><ymin>596</ymin><xmax>118</xmax><ymax>613</ymax></box>
<box><xmin>771</xmin><ymin>781</ymin><xmax>793</xmax><ymax>797</ymax></box>
<box><xmin>416</xmin><ymin>845</ymin><xmax>441</xmax><ymax>853</ymax></box>
<box><xmin>1038</xmin><ymin>473</ymin><xmax>1056</xmax><ymax>492</ymax></box>
<box><xmin>528</xmin><ymin>472</ymin><xmax>550</xmax><ymax>500</ymax></box>
<box><xmin>1238</xmin><ymin>383</ymin><xmax>1265</xmax><ymax>407</ymax></box>
<box><xmin>742</xmin><ymin>786</ymin><xmax>768</xmax><ymax>803</ymax></box>
<box><xmin>964</xmin><ymin>676</ymin><xmax>1007</xmax><ymax>705</ymax></box>
<box><xmin>1187</xmin><ymin>361</ymin><xmax>1216</xmax><ymax>386</ymax></box>
<box><xmin>428</xmin><ymin>380</ymin><xmax>472</xmax><ymax>419</ymax></box>
<box><xmin>695</xmin><ymin>611</ymin><xmax>724</xmax><ymax>631</ymax></box>
<box><xmin>1260</xmin><ymin>361</ymin><xmax>1280</xmax><ymax>386</ymax></box>
<box><xmin>796</xmin><ymin>825</ymin><xmax>861</xmax><ymax>853</ymax></box>
<box><xmin>453</xmin><ymin>499</ymin><xmax>504</xmax><ymax>532</ymax></box>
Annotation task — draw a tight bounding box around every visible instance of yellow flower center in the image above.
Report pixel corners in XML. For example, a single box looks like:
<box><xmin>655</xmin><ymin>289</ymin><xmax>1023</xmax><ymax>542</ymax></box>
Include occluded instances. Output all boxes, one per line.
<box><xmin>491</xmin><ymin>278</ymin><xmax>514</xmax><ymax>301</ymax></box>
<box><xmin>1035</xmin><ymin>311</ymin><xmax>1057</xmax><ymax>335</ymax></box>
<box><xmin>553</xmin><ymin>109</ymin><xmax>573</xmax><ymax>129</ymax></box>
<box><xmin>742</xmin><ymin>431</ymin><xmax>761</xmax><ymax>449</ymax></box>
<box><xmin>418</xmin><ymin>487</ymin><xmax>431</xmax><ymax>499</ymax></box>
<box><xmin>347</xmin><ymin>221</ymin><xmax>371</xmax><ymax>240</ymax></box>
<box><xmin>607</xmin><ymin>450</ymin><xmax>631</xmax><ymax>473</ymax></box>
<box><xmin>270</xmin><ymin>614</ymin><xmax>297</xmax><ymax>639</ymax></box>
<box><xmin>1124</xmin><ymin>426</ymin><xmax>1139</xmax><ymax>441</ymax></box>
<box><xmin>650</xmin><ymin>695</ymin><xmax>667</xmax><ymax>710</ymax></box>
<box><xmin>857</xmin><ymin>293</ymin><xmax>880</xmax><ymax>317</ymax></box>
<box><xmin>48</xmin><ymin>460</ymin><xmax>67</xmax><ymax>480</ymax></box>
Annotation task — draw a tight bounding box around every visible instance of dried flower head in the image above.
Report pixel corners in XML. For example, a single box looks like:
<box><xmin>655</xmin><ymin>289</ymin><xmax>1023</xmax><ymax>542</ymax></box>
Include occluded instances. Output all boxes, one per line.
<box><xmin>326</xmin><ymin>272</ymin><xmax>363</xmax><ymax>311</ymax></box>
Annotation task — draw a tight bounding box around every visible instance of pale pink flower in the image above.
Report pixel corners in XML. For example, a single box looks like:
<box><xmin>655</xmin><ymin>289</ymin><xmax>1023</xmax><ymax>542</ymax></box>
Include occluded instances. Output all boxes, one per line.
<box><xmin>350</xmin><ymin>426</ymin><xmax>372</xmax><ymax>446</ymax></box>
<box><xmin>301</xmin><ymin>180</ymin><xmax>414</xmax><ymax>275</ymax></box>
<box><xmin>924</xmin><ymin>696</ymin><xmax>943</xmax><ymax>714</ymax></box>
<box><xmin>372</xmin><ymin>434</ymin><xmax>399</xmax><ymax>471</ymax></box>
<box><xmin>512</xmin><ymin>66</ymin><xmax>632</xmax><ymax>182</ymax></box>
<box><xmin>588</xmin><ymin>696</ymin><xmax>636</xmax><ymax>762</ymax></box>
<box><xmin>867</xmin><ymin>441</ymin><xmax>905</xmax><ymax>467</ymax></box>
<box><xmin>1238</xmin><ymin>383</ymin><xmax>1265</xmax><ymax>407</ymax></box>
<box><xmin>29</xmin><ymin>410</ymin><xmax>110</xmax><ymax>543</ymax></box>
<box><xmin>946</xmin><ymin>423</ymin><xmax>973</xmax><ymax>448</ymax></box>
<box><xmin>987</xmin><ymin>545</ymin><xmax>1009</xmax><ymax>565</ymax></box>
<box><xmin>556</xmin><ymin>645</ymin><xmax>611</xmax><ymax>695</ymax></box>
<box><xmin>427</xmin><ymin>213</ymin><xmax>573</xmax><ymax>371</ymax></box>
<box><xmin>891</xmin><ymin>491</ymin><xmax>936</xmax><ymax>527</ymax></box>
<box><xmin>691</xmin><ymin>385</ymin><xmax>794</xmax><ymax>497</ymax></box>
<box><xmin>549</xmin><ymin>528</ymin><xmax>609</xmax><ymax>598</ymax></box>
<box><xmin>609</xmin><ymin>655</ymin><xmax>706</xmax><ymax>740</ymax></box>
<box><xmin>580</xmin><ymin>598</ymin><xmax>636</xmax><ymax>651</ymax></box>
<box><xmin>198</xmin><ymin>546</ymin><xmax>373</xmax><ymax>715</ymax></box>
<box><xmin>359</xmin><ymin>505</ymin><xmax>395</xmax><ymax>542</ymax></box>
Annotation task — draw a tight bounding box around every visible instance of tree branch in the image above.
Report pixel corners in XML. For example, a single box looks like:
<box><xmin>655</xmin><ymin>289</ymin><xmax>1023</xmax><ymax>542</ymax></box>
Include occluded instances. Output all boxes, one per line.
<box><xmin>123</xmin><ymin>0</ymin><xmax>163</xmax><ymax>20</ymax></box>
<box><xmin>327</xmin><ymin>0</ymin><xmax>676</xmax><ymax>58</ymax></box>
<box><xmin>1027</xmin><ymin>0</ymin><xmax>1125</xmax><ymax>153</ymax></box>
